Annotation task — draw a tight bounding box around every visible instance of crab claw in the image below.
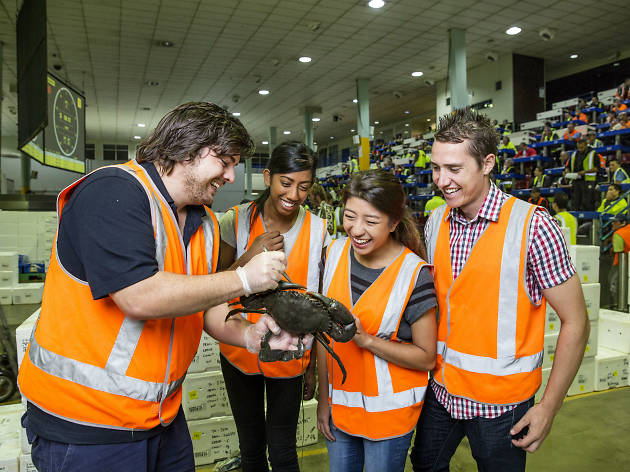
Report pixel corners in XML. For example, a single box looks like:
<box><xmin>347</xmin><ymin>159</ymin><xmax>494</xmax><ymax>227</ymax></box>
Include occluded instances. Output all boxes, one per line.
<box><xmin>308</xmin><ymin>293</ymin><xmax>356</xmax><ymax>342</ymax></box>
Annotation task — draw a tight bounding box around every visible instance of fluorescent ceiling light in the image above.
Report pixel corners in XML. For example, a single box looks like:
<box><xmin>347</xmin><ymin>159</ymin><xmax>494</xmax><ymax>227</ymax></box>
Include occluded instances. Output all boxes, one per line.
<box><xmin>133</xmin><ymin>135</ymin><xmax>141</xmax><ymax>139</ymax></box>
<box><xmin>258</xmin><ymin>90</ymin><xmax>270</xmax><ymax>95</ymax></box>
<box><xmin>352</xmin><ymin>99</ymin><xmax>358</xmax><ymax>103</ymax></box>
<box><xmin>312</xmin><ymin>117</ymin><xmax>321</xmax><ymax>122</ymax></box>
<box><xmin>368</xmin><ymin>0</ymin><xmax>385</xmax><ymax>8</ymax></box>
<box><xmin>298</xmin><ymin>56</ymin><xmax>312</xmax><ymax>63</ymax></box>
<box><xmin>262</xmin><ymin>141</ymin><xmax>269</xmax><ymax>144</ymax></box>
<box><xmin>283</xmin><ymin>130</ymin><xmax>291</xmax><ymax>134</ymax></box>
<box><xmin>505</xmin><ymin>26</ymin><xmax>521</xmax><ymax>35</ymax></box>
<box><xmin>411</xmin><ymin>71</ymin><xmax>423</xmax><ymax>77</ymax></box>
<box><xmin>570</xmin><ymin>54</ymin><xmax>578</xmax><ymax>59</ymax></box>
<box><xmin>374</xmin><ymin>121</ymin><xmax>379</xmax><ymax>124</ymax></box>
<box><xmin>137</xmin><ymin>123</ymin><xmax>146</xmax><ymax>127</ymax></box>
<box><xmin>232</xmin><ymin>112</ymin><xmax>241</xmax><ymax>116</ymax></box>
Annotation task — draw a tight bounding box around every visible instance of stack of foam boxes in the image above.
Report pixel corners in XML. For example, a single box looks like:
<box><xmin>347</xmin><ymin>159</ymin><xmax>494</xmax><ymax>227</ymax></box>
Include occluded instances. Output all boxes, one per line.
<box><xmin>14</xmin><ymin>309</ymin><xmax>40</xmax><ymax>470</ymax></box>
<box><xmin>536</xmin><ymin>245</ymin><xmax>600</xmax><ymax>402</ymax></box>
<box><xmin>182</xmin><ymin>331</ymin><xmax>318</xmax><ymax>467</ymax></box>
<box><xmin>0</xmin><ymin>403</ymin><xmax>27</xmax><ymax>472</ymax></box>
<box><xmin>596</xmin><ymin>309</ymin><xmax>630</xmax><ymax>391</ymax></box>
<box><xmin>0</xmin><ymin>210</ymin><xmax>57</xmax><ymax>306</ymax></box>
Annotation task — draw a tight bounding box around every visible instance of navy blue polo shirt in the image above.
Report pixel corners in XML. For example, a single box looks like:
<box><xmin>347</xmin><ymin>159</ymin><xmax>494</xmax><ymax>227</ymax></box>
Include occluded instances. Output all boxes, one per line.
<box><xmin>24</xmin><ymin>161</ymin><xmax>208</xmax><ymax>444</ymax></box>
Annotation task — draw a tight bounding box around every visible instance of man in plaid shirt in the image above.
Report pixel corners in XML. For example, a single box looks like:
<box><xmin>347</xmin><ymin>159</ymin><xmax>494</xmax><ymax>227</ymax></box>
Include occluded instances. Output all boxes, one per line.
<box><xmin>410</xmin><ymin>109</ymin><xmax>590</xmax><ymax>471</ymax></box>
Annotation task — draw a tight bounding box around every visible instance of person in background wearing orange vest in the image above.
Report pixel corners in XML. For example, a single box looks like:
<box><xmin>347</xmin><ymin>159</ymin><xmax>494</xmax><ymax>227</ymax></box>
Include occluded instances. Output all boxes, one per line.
<box><xmin>218</xmin><ymin>141</ymin><xmax>329</xmax><ymax>472</ymax></box>
<box><xmin>616</xmin><ymin>77</ymin><xmax>630</xmax><ymax>101</ymax></box>
<box><xmin>17</xmin><ymin>103</ymin><xmax>302</xmax><ymax>472</ymax></box>
<box><xmin>609</xmin><ymin>214</ymin><xmax>630</xmax><ymax>302</ymax></box>
<box><xmin>410</xmin><ymin>109</ymin><xmax>589</xmax><ymax>472</ymax></box>
<box><xmin>528</xmin><ymin>187</ymin><xmax>549</xmax><ymax>210</ymax></box>
<box><xmin>563</xmin><ymin>121</ymin><xmax>582</xmax><ymax>141</ymax></box>
<box><xmin>317</xmin><ymin>170</ymin><xmax>437</xmax><ymax>472</ymax></box>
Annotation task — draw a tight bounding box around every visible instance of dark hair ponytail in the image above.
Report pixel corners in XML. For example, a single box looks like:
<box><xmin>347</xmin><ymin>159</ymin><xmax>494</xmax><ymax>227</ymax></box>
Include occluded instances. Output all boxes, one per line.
<box><xmin>250</xmin><ymin>141</ymin><xmax>317</xmax><ymax>225</ymax></box>
<box><xmin>342</xmin><ymin>170</ymin><xmax>427</xmax><ymax>260</ymax></box>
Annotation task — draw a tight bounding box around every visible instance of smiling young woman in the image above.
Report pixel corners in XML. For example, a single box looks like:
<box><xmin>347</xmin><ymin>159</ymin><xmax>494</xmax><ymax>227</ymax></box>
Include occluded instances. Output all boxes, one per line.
<box><xmin>217</xmin><ymin>141</ymin><xmax>330</xmax><ymax>471</ymax></box>
<box><xmin>317</xmin><ymin>170</ymin><xmax>437</xmax><ymax>472</ymax></box>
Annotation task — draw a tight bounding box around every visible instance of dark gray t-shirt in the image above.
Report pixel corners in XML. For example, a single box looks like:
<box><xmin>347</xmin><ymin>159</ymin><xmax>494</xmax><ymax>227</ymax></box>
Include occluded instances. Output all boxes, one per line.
<box><xmin>348</xmin><ymin>249</ymin><xmax>436</xmax><ymax>342</ymax></box>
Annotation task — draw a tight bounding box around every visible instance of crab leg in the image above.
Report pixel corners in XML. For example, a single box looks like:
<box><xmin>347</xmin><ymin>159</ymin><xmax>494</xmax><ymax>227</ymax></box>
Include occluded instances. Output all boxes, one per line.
<box><xmin>225</xmin><ymin>308</ymin><xmax>266</xmax><ymax>322</ymax></box>
<box><xmin>314</xmin><ymin>332</ymin><xmax>347</xmax><ymax>384</ymax></box>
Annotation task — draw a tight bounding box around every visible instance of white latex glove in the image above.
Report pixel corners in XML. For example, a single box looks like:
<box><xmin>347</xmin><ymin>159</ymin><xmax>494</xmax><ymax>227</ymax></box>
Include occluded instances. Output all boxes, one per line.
<box><xmin>244</xmin><ymin>314</ymin><xmax>301</xmax><ymax>354</ymax></box>
<box><xmin>237</xmin><ymin>250</ymin><xmax>287</xmax><ymax>295</ymax></box>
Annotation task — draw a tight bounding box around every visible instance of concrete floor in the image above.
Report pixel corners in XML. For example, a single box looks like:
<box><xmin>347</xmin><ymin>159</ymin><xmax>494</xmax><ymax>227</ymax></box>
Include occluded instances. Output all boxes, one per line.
<box><xmin>5</xmin><ymin>304</ymin><xmax>629</xmax><ymax>472</ymax></box>
<box><xmin>195</xmin><ymin>386</ymin><xmax>630</xmax><ymax>472</ymax></box>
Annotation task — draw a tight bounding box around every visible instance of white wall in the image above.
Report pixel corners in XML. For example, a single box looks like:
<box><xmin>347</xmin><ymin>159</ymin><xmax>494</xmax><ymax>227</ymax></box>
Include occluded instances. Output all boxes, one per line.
<box><xmin>436</xmin><ymin>54</ymin><xmax>514</xmax><ymax>122</ymax></box>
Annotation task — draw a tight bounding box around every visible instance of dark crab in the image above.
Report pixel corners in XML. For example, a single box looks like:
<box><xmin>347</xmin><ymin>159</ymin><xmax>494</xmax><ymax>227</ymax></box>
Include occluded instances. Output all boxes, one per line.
<box><xmin>226</xmin><ymin>280</ymin><xmax>356</xmax><ymax>383</ymax></box>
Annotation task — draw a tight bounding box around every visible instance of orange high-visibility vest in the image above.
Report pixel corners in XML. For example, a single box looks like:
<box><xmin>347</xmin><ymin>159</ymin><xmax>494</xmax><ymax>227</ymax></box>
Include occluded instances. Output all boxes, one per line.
<box><xmin>219</xmin><ymin>203</ymin><xmax>327</xmax><ymax>378</ymax></box>
<box><xmin>18</xmin><ymin>160</ymin><xmax>220</xmax><ymax>430</ymax></box>
<box><xmin>322</xmin><ymin>238</ymin><xmax>430</xmax><ymax>440</ymax></box>
<box><xmin>613</xmin><ymin>224</ymin><xmax>630</xmax><ymax>266</ymax></box>
<box><xmin>426</xmin><ymin>197</ymin><xmax>545</xmax><ymax>405</ymax></box>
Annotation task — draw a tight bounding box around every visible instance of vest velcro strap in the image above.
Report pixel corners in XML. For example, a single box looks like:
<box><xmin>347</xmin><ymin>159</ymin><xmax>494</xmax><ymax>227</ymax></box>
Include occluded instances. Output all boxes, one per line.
<box><xmin>29</xmin><ymin>335</ymin><xmax>184</xmax><ymax>402</ymax></box>
<box><xmin>329</xmin><ymin>385</ymin><xmax>427</xmax><ymax>412</ymax></box>
<box><xmin>438</xmin><ymin>341</ymin><xmax>543</xmax><ymax>376</ymax></box>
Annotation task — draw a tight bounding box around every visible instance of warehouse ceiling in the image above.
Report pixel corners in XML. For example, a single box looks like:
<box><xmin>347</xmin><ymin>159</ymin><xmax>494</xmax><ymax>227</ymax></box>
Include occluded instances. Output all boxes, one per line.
<box><xmin>1</xmin><ymin>0</ymin><xmax>629</xmax><ymax>151</ymax></box>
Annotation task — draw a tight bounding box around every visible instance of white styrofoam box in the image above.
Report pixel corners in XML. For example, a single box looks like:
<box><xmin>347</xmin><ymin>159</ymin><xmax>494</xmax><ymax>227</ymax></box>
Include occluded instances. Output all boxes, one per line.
<box><xmin>296</xmin><ymin>399</ymin><xmax>318</xmax><ymax>447</ymax></box>
<box><xmin>599</xmin><ymin>309</ymin><xmax>630</xmax><ymax>354</ymax></box>
<box><xmin>545</xmin><ymin>309</ymin><xmax>560</xmax><ymax>334</ymax></box>
<box><xmin>0</xmin><ymin>404</ymin><xmax>23</xmax><ymax>472</ymax></box>
<box><xmin>567</xmin><ymin>357</ymin><xmax>595</xmax><ymax>396</ymax></box>
<box><xmin>0</xmin><ymin>212</ymin><xmax>18</xmax><ymax>224</ymax></box>
<box><xmin>188</xmin><ymin>331</ymin><xmax>220</xmax><ymax>373</ymax></box>
<box><xmin>582</xmin><ymin>283</ymin><xmax>600</xmax><ymax>321</ymax></box>
<box><xmin>16</xmin><ymin>309</ymin><xmax>40</xmax><ymax>368</ymax></box>
<box><xmin>37</xmin><ymin>212</ymin><xmax>57</xmax><ymax>225</ymax></box>
<box><xmin>0</xmin><ymin>235</ymin><xmax>18</xmax><ymax>250</ymax></box>
<box><xmin>568</xmin><ymin>245</ymin><xmax>599</xmax><ymax>283</ymax></box>
<box><xmin>19</xmin><ymin>454</ymin><xmax>36</xmax><ymax>472</ymax></box>
<box><xmin>0</xmin><ymin>288</ymin><xmax>12</xmax><ymax>305</ymax></box>
<box><xmin>187</xmin><ymin>416</ymin><xmax>239</xmax><ymax>466</ymax></box>
<box><xmin>17</xmin><ymin>212</ymin><xmax>40</xmax><ymax>223</ymax></box>
<box><xmin>535</xmin><ymin>368</ymin><xmax>552</xmax><ymax>403</ymax></box>
<box><xmin>543</xmin><ymin>333</ymin><xmax>559</xmax><ymax>368</ymax></box>
<box><xmin>595</xmin><ymin>347</ymin><xmax>629</xmax><ymax>391</ymax></box>
<box><xmin>17</xmin><ymin>236</ymin><xmax>37</xmax><ymax>250</ymax></box>
<box><xmin>584</xmin><ymin>320</ymin><xmax>598</xmax><ymax>358</ymax></box>
<box><xmin>0</xmin><ymin>271</ymin><xmax>17</xmax><ymax>289</ymax></box>
<box><xmin>11</xmin><ymin>283</ymin><xmax>44</xmax><ymax>305</ymax></box>
<box><xmin>560</xmin><ymin>226</ymin><xmax>572</xmax><ymax>248</ymax></box>
<box><xmin>0</xmin><ymin>222</ymin><xmax>17</xmax><ymax>236</ymax></box>
<box><xmin>182</xmin><ymin>371</ymin><xmax>231</xmax><ymax>420</ymax></box>
<box><xmin>17</xmin><ymin>223</ymin><xmax>38</xmax><ymax>236</ymax></box>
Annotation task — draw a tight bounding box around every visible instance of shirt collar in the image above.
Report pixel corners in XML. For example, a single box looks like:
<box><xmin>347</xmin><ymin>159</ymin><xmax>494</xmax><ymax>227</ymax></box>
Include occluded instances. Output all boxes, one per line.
<box><xmin>448</xmin><ymin>182</ymin><xmax>506</xmax><ymax>224</ymax></box>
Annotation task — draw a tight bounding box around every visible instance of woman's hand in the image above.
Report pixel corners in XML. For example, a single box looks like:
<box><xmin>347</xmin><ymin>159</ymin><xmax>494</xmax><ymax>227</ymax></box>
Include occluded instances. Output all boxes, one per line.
<box><xmin>352</xmin><ymin>315</ymin><xmax>372</xmax><ymax>349</ymax></box>
<box><xmin>249</xmin><ymin>231</ymin><xmax>284</xmax><ymax>255</ymax></box>
<box><xmin>317</xmin><ymin>398</ymin><xmax>335</xmax><ymax>442</ymax></box>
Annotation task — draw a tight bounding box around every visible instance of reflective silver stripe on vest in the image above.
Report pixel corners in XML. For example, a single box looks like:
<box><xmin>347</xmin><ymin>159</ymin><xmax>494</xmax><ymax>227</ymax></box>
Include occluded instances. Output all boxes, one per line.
<box><xmin>306</xmin><ymin>215</ymin><xmax>325</xmax><ymax>291</ymax></box>
<box><xmin>329</xmin><ymin>249</ymin><xmax>427</xmax><ymax>412</ymax></box>
<box><xmin>437</xmin><ymin>341</ymin><xmax>543</xmax><ymax>375</ymax></box>
<box><xmin>442</xmin><ymin>198</ymin><xmax>543</xmax><ymax>376</ymax></box>
<box><xmin>28</xmin><ymin>333</ymin><xmax>183</xmax><ymax>402</ymax></box>
<box><xmin>373</xmin><ymin>253</ymin><xmax>423</xmax><ymax>401</ymax></box>
<box><xmin>322</xmin><ymin>239</ymin><xmax>346</xmax><ymax>296</ymax></box>
<box><xmin>235</xmin><ymin>204</ymin><xmax>252</xmax><ymax>259</ymax></box>
<box><xmin>201</xmin><ymin>212</ymin><xmax>216</xmax><ymax>274</ymax></box>
<box><xmin>426</xmin><ymin>204</ymin><xmax>448</xmax><ymax>265</ymax></box>
<box><xmin>329</xmin><ymin>384</ymin><xmax>427</xmax><ymax>413</ymax></box>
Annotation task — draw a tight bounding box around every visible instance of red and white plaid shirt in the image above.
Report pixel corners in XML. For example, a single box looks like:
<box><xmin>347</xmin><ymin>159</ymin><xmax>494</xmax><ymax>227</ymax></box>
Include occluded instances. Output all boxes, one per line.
<box><xmin>428</xmin><ymin>183</ymin><xmax>575</xmax><ymax>419</ymax></box>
